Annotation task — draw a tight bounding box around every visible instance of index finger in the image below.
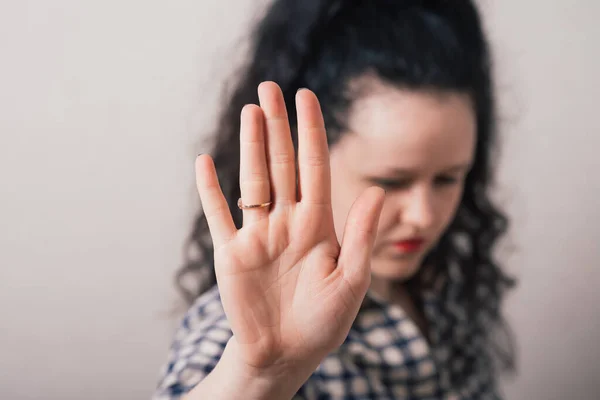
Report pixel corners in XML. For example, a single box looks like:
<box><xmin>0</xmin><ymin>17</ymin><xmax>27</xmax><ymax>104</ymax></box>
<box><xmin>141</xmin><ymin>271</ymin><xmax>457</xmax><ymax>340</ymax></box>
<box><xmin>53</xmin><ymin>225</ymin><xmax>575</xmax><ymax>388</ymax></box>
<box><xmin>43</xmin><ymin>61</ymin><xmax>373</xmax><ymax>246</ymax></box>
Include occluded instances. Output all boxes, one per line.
<box><xmin>296</xmin><ymin>89</ymin><xmax>331</xmax><ymax>206</ymax></box>
<box><xmin>195</xmin><ymin>154</ymin><xmax>237</xmax><ymax>247</ymax></box>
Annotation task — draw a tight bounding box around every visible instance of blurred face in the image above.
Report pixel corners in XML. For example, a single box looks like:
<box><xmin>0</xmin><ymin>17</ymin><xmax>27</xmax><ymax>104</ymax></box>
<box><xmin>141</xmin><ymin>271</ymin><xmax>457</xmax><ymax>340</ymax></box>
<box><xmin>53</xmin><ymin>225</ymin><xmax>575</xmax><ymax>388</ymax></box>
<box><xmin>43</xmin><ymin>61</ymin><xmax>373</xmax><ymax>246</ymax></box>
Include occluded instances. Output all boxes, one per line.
<box><xmin>330</xmin><ymin>81</ymin><xmax>476</xmax><ymax>283</ymax></box>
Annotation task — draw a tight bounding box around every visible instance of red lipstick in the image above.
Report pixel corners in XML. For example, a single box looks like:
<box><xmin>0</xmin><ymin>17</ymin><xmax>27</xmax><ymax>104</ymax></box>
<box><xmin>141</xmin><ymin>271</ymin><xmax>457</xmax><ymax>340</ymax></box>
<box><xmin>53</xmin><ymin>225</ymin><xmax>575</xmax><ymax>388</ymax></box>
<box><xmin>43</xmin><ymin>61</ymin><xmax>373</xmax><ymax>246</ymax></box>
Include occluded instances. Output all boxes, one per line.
<box><xmin>393</xmin><ymin>238</ymin><xmax>425</xmax><ymax>253</ymax></box>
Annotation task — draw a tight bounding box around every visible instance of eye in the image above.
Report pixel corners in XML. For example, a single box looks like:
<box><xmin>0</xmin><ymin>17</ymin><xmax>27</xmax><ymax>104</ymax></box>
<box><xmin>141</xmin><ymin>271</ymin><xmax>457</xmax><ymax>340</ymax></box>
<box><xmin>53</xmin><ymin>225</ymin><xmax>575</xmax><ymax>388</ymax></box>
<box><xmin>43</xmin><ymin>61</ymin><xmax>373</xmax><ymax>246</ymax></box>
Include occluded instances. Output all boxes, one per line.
<box><xmin>433</xmin><ymin>175</ymin><xmax>460</xmax><ymax>187</ymax></box>
<box><xmin>369</xmin><ymin>178</ymin><xmax>412</xmax><ymax>190</ymax></box>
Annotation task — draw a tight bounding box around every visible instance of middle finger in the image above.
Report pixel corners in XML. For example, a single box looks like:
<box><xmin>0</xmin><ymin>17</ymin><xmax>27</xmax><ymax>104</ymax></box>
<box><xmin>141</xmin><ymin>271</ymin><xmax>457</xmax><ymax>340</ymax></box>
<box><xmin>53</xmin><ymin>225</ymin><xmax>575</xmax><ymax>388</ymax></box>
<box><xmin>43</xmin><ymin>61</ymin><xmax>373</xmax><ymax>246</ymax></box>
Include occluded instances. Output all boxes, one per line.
<box><xmin>239</xmin><ymin>104</ymin><xmax>271</xmax><ymax>225</ymax></box>
<box><xmin>258</xmin><ymin>81</ymin><xmax>297</xmax><ymax>205</ymax></box>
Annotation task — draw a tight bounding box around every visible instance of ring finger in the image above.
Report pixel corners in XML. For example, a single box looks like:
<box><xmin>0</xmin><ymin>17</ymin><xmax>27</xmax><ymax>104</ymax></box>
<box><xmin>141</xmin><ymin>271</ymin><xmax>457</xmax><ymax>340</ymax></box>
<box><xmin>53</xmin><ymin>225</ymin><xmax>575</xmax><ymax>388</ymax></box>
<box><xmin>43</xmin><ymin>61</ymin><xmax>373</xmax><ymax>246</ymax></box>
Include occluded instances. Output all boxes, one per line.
<box><xmin>239</xmin><ymin>104</ymin><xmax>271</xmax><ymax>225</ymax></box>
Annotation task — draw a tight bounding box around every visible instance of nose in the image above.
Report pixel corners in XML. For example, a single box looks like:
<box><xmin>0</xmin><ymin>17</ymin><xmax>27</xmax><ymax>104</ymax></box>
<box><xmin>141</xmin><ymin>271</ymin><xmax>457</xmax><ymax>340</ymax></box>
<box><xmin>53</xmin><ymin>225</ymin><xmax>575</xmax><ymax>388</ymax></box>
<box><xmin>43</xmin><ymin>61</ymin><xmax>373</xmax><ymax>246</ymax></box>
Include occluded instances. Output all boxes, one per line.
<box><xmin>401</xmin><ymin>185</ymin><xmax>435</xmax><ymax>230</ymax></box>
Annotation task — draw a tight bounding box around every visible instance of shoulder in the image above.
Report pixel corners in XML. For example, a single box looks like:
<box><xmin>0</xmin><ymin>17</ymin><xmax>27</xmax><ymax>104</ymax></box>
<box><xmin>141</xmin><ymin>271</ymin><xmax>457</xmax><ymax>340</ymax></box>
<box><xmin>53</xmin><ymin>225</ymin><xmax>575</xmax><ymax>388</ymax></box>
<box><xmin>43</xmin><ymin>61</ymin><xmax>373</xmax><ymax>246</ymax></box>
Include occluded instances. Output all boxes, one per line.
<box><xmin>154</xmin><ymin>286</ymin><xmax>232</xmax><ymax>399</ymax></box>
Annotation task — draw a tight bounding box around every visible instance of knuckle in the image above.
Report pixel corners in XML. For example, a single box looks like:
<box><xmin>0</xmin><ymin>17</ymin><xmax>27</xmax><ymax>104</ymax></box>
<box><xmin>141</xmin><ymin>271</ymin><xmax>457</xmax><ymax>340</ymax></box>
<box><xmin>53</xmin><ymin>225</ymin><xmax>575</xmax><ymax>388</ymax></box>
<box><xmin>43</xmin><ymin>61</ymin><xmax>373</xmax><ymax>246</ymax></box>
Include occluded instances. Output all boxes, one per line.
<box><xmin>266</xmin><ymin>114</ymin><xmax>288</xmax><ymax>124</ymax></box>
<box><xmin>241</xmin><ymin>173</ymin><xmax>269</xmax><ymax>185</ymax></box>
<box><xmin>304</xmin><ymin>125</ymin><xmax>325</xmax><ymax>135</ymax></box>
<box><xmin>301</xmin><ymin>154</ymin><xmax>327</xmax><ymax>167</ymax></box>
<box><xmin>269</xmin><ymin>151</ymin><xmax>294</xmax><ymax>165</ymax></box>
<box><xmin>241</xmin><ymin>137</ymin><xmax>264</xmax><ymax>145</ymax></box>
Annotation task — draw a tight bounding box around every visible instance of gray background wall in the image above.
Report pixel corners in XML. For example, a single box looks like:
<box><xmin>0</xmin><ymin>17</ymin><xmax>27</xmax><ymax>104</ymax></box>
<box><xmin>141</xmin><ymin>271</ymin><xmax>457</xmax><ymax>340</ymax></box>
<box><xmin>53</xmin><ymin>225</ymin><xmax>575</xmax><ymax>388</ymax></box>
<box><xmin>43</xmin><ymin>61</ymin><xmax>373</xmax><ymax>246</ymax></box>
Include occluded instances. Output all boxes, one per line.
<box><xmin>1</xmin><ymin>1</ymin><xmax>598</xmax><ymax>399</ymax></box>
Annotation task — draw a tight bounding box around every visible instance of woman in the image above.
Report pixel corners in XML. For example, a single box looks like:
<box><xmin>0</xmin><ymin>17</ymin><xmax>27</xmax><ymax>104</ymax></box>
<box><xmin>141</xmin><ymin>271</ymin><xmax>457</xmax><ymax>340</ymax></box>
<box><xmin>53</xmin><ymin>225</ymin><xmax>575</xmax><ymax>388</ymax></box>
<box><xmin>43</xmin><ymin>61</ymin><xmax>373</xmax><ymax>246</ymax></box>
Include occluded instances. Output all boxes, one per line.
<box><xmin>155</xmin><ymin>0</ymin><xmax>515</xmax><ymax>398</ymax></box>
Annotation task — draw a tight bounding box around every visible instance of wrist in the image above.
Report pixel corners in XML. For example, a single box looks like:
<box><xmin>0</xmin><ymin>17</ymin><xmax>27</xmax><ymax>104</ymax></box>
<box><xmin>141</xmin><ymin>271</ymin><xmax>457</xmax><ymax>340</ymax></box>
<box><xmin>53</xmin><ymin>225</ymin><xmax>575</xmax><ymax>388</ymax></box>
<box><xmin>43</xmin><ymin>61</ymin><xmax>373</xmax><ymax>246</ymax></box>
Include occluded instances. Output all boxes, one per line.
<box><xmin>222</xmin><ymin>338</ymin><xmax>316</xmax><ymax>399</ymax></box>
<box><xmin>187</xmin><ymin>338</ymin><xmax>316</xmax><ymax>400</ymax></box>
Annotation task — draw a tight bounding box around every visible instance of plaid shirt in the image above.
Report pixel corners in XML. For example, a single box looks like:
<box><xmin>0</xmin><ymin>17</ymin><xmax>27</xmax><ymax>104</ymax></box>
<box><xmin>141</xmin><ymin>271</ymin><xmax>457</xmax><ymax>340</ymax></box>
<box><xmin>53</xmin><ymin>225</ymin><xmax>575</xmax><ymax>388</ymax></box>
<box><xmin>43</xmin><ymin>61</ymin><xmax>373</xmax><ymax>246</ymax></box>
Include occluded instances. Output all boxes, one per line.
<box><xmin>154</xmin><ymin>266</ymin><xmax>500</xmax><ymax>399</ymax></box>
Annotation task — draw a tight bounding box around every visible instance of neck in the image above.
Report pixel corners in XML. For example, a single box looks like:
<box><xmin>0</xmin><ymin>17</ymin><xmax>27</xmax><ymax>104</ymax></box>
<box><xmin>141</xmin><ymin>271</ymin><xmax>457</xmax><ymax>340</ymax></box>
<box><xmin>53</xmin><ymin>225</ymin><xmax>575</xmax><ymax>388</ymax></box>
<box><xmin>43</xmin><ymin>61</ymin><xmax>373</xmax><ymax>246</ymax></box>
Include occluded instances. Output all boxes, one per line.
<box><xmin>369</xmin><ymin>276</ymin><xmax>404</xmax><ymax>302</ymax></box>
<box><xmin>369</xmin><ymin>276</ymin><xmax>429</xmax><ymax>340</ymax></box>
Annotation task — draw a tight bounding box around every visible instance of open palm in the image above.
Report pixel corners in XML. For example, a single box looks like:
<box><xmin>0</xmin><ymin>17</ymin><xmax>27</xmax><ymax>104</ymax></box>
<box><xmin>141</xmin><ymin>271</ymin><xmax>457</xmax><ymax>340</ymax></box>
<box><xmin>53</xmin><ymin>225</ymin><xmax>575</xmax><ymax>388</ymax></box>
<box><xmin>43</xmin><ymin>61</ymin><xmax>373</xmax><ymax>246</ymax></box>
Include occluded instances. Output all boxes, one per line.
<box><xmin>195</xmin><ymin>82</ymin><xmax>385</xmax><ymax>372</ymax></box>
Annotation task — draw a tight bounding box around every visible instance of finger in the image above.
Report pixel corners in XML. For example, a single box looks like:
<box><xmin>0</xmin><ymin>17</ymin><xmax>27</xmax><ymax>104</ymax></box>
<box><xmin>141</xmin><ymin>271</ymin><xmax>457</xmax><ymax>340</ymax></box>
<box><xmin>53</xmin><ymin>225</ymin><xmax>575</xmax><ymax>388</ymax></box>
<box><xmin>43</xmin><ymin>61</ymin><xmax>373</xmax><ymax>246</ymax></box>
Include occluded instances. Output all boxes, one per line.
<box><xmin>338</xmin><ymin>187</ymin><xmax>386</xmax><ymax>293</ymax></box>
<box><xmin>195</xmin><ymin>154</ymin><xmax>237</xmax><ymax>247</ymax></box>
<box><xmin>296</xmin><ymin>89</ymin><xmax>331</xmax><ymax>205</ymax></box>
<box><xmin>258</xmin><ymin>82</ymin><xmax>297</xmax><ymax>205</ymax></box>
<box><xmin>239</xmin><ymin>104</ymin><xmax>271</xmax><ymax>225</ymax></box>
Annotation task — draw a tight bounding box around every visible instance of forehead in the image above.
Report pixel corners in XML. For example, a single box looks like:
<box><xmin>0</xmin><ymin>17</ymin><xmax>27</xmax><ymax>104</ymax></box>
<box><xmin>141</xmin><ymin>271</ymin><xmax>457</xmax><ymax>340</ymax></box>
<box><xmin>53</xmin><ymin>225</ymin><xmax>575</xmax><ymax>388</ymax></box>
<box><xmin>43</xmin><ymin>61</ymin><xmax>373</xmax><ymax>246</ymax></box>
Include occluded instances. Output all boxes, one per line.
<box><xmin>333</xmin><ymin>84</ymin><xmax>477</xmax><ymax>173</ymax></box>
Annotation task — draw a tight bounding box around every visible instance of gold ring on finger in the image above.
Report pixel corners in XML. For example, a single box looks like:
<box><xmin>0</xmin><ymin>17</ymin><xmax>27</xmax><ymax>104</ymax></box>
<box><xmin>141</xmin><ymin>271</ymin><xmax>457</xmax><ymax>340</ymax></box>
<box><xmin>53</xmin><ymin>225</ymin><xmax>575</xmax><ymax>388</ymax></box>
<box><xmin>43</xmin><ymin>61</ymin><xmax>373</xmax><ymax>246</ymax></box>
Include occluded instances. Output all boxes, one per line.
<box><xmin>237</xmin><ymin>198</ymin><xmax>272</xmax><ymax>210</ymax></box>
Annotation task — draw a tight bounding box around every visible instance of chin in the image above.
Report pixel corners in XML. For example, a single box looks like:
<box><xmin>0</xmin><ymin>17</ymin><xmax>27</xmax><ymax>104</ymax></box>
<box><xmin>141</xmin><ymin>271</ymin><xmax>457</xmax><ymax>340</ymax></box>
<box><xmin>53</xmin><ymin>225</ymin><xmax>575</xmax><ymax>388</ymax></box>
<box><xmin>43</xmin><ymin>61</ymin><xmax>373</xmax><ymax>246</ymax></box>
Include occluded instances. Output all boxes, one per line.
<box><xmin>370</xmin><ymin>256</ymin><xmax>423</xmax><ymax>281</ymax></box>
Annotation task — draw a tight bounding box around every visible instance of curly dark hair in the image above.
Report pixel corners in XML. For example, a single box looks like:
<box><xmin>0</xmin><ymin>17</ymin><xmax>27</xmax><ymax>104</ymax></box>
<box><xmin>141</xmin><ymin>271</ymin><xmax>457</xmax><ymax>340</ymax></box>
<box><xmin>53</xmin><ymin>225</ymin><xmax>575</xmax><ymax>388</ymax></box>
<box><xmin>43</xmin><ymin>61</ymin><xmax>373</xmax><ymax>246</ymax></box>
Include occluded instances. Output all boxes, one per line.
<box><xmin>177</xmin><ymin>0</ymin><xmax>516</xmax><ymax>375</ymax></box>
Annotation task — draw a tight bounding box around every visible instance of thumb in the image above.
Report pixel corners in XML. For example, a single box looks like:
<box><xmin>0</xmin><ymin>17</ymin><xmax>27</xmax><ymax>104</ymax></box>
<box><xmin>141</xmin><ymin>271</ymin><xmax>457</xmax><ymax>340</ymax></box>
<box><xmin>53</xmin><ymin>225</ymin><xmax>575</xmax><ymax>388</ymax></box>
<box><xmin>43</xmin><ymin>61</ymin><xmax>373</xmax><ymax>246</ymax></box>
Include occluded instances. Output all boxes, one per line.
<box><xmin>337</xmin><ymin>186</ymin><xmax>386</xmax><ymax>294</ymax></box>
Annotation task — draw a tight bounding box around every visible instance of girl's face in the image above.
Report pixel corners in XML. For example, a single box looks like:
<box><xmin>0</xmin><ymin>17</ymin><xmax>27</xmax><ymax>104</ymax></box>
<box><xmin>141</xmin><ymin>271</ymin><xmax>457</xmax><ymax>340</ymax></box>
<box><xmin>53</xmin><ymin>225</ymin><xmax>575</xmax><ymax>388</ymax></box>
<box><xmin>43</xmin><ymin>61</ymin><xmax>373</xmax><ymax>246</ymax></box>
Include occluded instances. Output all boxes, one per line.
<box><xmin>330</xmin><ymin>80</ymin><xmax>476</xmax><ymax>283</ymax></box>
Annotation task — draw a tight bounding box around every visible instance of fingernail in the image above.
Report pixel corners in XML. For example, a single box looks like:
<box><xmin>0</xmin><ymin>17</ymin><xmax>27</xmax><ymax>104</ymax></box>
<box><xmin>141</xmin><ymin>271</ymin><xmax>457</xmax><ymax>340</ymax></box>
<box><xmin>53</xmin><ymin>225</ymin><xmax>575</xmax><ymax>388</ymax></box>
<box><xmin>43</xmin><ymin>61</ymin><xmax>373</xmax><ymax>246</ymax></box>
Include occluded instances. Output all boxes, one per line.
<box><xmin>297</xmin><ymin>88</ymin><xmax>307</xmax><ymax>94</ymax></box>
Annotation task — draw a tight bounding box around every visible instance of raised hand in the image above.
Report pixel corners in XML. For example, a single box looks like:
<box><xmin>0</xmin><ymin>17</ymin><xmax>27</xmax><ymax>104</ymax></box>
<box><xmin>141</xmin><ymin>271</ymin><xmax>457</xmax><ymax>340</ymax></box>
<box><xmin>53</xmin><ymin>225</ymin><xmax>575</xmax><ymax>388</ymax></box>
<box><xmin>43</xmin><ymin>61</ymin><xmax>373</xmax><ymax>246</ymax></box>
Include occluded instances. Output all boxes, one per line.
<box><xmin>195</xmin><ymin>82</ymin><xmax>385</xmax><ymax>375</ymax></box>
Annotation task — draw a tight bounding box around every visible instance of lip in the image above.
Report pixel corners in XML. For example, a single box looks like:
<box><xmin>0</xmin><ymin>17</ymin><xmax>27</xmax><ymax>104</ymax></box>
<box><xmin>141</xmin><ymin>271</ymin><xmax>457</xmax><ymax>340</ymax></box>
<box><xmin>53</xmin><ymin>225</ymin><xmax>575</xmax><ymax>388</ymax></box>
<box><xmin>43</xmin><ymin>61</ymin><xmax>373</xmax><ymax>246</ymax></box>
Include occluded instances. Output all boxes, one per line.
<box><xmin>393</xmin><ymin>238</ymin><xmax>425</xmax><ymax>253</ymax></box>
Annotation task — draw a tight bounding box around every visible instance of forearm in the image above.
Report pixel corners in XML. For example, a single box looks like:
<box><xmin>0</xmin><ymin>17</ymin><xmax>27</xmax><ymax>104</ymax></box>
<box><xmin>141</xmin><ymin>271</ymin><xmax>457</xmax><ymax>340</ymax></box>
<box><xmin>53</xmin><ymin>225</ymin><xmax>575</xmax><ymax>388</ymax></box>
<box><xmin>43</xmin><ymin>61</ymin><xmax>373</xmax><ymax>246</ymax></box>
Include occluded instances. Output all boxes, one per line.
<box><xmin>184</xmin><ymin>339</ymin><xmax>313</xmax><ymax>400</ymax></box>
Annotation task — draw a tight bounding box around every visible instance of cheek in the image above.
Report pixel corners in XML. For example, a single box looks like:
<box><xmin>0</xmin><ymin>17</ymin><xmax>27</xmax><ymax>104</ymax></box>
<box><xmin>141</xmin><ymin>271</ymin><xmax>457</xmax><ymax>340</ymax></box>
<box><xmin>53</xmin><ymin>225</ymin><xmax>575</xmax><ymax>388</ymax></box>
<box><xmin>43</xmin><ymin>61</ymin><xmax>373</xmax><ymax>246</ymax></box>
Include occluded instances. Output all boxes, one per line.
<box><xmin>375</xmin><ymin>202</ymin><xmax>400</xmax><ymax>233</ymax></box>
<box><xmin>436</xmin><ymin>186</ymin><xmax>465</xmax><ymax>230</ymax></box>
